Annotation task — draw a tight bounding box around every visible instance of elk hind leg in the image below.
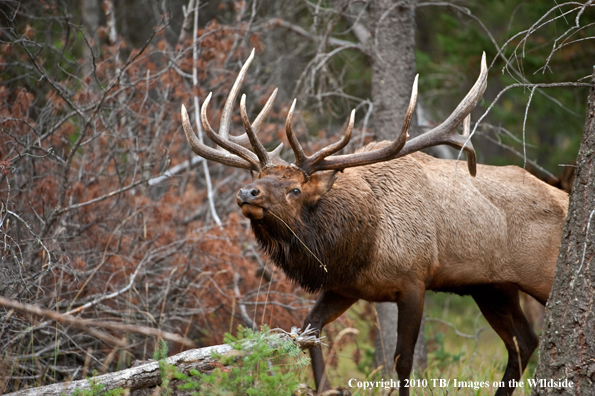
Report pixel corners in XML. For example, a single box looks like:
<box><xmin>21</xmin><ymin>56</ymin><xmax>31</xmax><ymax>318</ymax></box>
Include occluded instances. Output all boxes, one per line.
<box><xmin>472</xmin><ymin>284</ymin><xmax>538</xmax><ymax>396</ymax></box>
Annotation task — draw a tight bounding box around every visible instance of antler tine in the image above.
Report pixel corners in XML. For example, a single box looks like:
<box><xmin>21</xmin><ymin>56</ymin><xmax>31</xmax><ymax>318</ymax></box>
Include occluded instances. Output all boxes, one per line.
<box><xmin>228</xmin><ymin>134</ymin><xmax>251</xmax><ymax>148</ymax></box>
<box><xmin>305</xmin><ymin>109</ymin><xmax>355</xmax><ymax>168</ymax></box>
<box><xmin>219</xmin><ymin>48</ymin><xmax>255</xmax><ymax>140</ymax></box>
<box><xmin>270</xmin><ymin>143</ymin><xmax>288</xmax><ymax>165</ymax></box>
<box><xmin>230</xmin><ymin>88</ymin><xmax>287</xmax><ymax>166</ymax></box>
<box><xmin>285</xmin><ymin>99</ymin><xmax>308</xmax><ymax>168</ymax></box>
<box><xmin>183</xmin><ymin>51</ymin><xmax>289</xmax><ymax>171</ymax></box>
<box><xmin>461</xmin><ymin>114</ymin><xmax>477</xmax><ymax>176</ymax></box>
<box><xmin>240</xmin><ymin>93</ymin><xmax>272</xmax><ymax>167</ymax></box>
<box><xmin>200</xmin><ymin>92</ymin><xmax>261</xmax><ymax>170</ymax></box>
<box><xmin>252</xmin><ymin>88</ymin><xmax>278</xmax><ymax>134</ymax></box>
<box><xmin>462</xmin><ymin>113</ymin><xmax>471</xmax><ymax>137</ymax></box>
<box><xmin>181</xmin><ymin>105</ymin><xmax>254</xmax><ymax>170</ymax></box>
<box><xmin>395</xmin><ymin>52</ymin><xmax>487</xmax><ymax>177</ymax></box>
<box><xmin>300</xmin><ymin>74</ymin><xmax>418</xmax><ymax>174</ymax></box>
<box><xmin>228</xmin><ymin>88</ymin><xmax>277</xmax><ymax>148</ymax></box>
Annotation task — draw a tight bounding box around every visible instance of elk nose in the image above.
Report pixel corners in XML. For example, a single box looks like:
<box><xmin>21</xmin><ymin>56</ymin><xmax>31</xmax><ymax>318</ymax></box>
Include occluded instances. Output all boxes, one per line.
<box><xmin>237</xmin><ymin>187</ymin><xmax>260</xmax><ymax>204</ymax></box>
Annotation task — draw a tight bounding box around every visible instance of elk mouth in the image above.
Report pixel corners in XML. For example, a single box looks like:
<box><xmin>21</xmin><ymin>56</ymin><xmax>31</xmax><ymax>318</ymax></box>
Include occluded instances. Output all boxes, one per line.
<box><xmin>237</xmin><ymin>186</ymin><xmax>267</xmax><ymax>220</ymax></box>
<box><xmin>240</xmin><ymin>203</ymin><xmax>265</xmax><ymax>220</ymax></box>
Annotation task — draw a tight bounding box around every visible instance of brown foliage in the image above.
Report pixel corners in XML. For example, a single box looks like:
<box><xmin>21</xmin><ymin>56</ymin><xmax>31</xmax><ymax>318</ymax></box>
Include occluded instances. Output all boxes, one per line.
<box><xmin>0</xmin><ymin>1</ymin><xmax>321</xmax><ymax>392</ymax></box>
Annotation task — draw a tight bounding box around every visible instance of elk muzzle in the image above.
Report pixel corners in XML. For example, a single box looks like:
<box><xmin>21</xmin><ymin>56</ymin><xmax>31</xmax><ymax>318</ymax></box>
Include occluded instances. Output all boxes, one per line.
<box><xmin>237</xmin><ymin>186</ymin><xmax>266</xmax><ymax>219</ymax></box>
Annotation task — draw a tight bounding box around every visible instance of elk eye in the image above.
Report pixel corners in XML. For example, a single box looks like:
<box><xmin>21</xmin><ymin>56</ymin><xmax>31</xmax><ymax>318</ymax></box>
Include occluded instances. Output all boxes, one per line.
<box><xmin>290</xmin><ymin>188</ymin><xmax>301</xmax><ymax>196</ymax></box>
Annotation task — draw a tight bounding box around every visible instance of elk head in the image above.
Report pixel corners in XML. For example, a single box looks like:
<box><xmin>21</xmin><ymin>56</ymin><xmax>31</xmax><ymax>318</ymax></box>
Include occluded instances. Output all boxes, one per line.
<box><xmin>181</xmin><ymin>49</ymin><xmax>487</xmax><ymax>225</ymax></box>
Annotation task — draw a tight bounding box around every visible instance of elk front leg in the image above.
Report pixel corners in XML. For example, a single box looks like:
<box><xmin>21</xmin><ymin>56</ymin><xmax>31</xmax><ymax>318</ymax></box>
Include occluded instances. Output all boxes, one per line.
<box><xmin>394</xmin><ymin>287</ymin><xmax>425</xmax><ymax>396</ymax></box>
<box><xmin>303</xmin><ymin>290</ymin><xmax>357</xmax><ymax>394</ymax></box>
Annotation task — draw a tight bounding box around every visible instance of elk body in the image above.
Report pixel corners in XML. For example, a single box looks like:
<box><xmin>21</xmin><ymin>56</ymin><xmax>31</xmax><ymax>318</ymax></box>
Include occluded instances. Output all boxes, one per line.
<box><xmin>181</xmin><ymin>50</ymin><xmax>569</xmax><ymax>396</ymax></box>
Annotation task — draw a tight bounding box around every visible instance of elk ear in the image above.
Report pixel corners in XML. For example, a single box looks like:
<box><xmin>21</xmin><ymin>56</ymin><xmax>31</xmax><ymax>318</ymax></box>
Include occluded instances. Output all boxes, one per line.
<box><xmin>305</xmin><ymin>170</ymin><xmax>339</xmax><ymax>206</ymax></box>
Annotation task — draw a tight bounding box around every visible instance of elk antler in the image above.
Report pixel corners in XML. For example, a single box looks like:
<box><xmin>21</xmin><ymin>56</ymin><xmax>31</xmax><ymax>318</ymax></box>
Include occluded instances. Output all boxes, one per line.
<box><xmin>393</xmin><ymin>52</ymin><xmax>488</xmax><ymax>176</ymax></box>
<box><xmin>181</xmin><ymin>49</ymin><xmax>284</xmax><ymax>172</ymax></box>
<box><xmin>183</xmin><ymin>51</ymin><xmax>487</xmax><ymax>176</ymax></box>
<box><xmin>182</xmin><ymin>104</ymin><xmax>253</xmax><ymax>170</ymax></box>
<box><xmin>288</xmin><ymin>52</ymin><xmax>488</xmax><ymax>176</ymax></box>
<box><xmin>285</xmin><ymin>100</ymin><xmax>357</xmax><ymax>172</ymax></box>
<box><xmin>285</xmin><ymin>76</ymin><xmax>414</xmax><ymax>175</ymax></box>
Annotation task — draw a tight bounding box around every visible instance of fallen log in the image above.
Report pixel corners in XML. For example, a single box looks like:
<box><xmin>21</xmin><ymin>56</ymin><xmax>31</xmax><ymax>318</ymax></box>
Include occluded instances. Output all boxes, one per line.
<box><xmin>5</xmin><ymin>326</ymin><xmax>323</xmax><ymax>396</ymax></box>
<box><xmin>5</xmin><ymin>343</ymin><xmax>231</xmax><ymax>396</ymax></box>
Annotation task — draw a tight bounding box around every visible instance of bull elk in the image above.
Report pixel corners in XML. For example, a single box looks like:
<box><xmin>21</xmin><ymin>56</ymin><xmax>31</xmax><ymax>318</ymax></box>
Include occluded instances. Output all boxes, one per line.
<box><xmin>180</xmin><ymin>50</ymin><xmax>568</xmax><ymax>396</ymax></box>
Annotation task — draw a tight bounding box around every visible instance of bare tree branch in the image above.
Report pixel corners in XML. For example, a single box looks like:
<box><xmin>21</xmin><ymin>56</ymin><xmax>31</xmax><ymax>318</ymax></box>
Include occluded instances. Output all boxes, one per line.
<box><xmin>0</xmin><ymin>296</ymin><xmax>194</xmax><ymax>347</ymax></box>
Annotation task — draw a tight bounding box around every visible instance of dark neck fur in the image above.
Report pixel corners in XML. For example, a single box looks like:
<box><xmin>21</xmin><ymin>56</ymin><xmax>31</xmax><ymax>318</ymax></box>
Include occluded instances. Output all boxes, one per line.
<box><xmin>250</xmin><ymin>191</ymin><xmax>376</xmax><ymax>293</ymax></box>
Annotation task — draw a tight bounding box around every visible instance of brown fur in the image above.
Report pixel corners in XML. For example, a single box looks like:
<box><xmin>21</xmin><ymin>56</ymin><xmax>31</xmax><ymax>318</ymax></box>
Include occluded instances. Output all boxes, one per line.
<box><xmin>248</xmin><ymin>165</ymin><xmax>377</xmax><ymax>293</ymax></box>
<box><xmin>243</xmin><ymin>144</ymin><xmax>567</xmax><ymax>300</ymax></box>
<box><xmin>237</xmin><ymin>141</ymin><xmax>568</xmax><ymax>396</ymax></box>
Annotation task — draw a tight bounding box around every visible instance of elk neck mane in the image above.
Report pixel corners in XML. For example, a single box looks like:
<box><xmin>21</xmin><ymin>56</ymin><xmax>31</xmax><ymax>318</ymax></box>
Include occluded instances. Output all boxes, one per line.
<box><xmin>250</xmin><ymin>170</ymin><xmax>378</xmax><ymax>293</ymax></box>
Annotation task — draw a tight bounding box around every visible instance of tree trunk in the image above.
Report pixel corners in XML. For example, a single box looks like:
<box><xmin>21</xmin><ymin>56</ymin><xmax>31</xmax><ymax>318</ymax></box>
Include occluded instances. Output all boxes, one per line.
<box><xmin>369</xmin><ymin>0</ymin><xmax>427</xmax><ymax>377</ymax></box>
<box><xmin>531</xmin><ymin>66</ymin><xmax>595</xmax><ymax>395</ymax></box>
<box><xmin>370</xmin><ymin>0</ymin><xmax>418</xmax><ymax>141</ymax></box>
<box><xmin>80</xmin><ymin>0</ymin><xmax>100</xmax><ymax>64</ymax></box>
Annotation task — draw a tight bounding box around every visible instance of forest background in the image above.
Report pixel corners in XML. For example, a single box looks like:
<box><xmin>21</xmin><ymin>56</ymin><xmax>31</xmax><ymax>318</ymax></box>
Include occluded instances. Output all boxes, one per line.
<box><xmin>0</xmin><ymin>0</ymin><xmax>593</xmax><ymax>394</ymax></box>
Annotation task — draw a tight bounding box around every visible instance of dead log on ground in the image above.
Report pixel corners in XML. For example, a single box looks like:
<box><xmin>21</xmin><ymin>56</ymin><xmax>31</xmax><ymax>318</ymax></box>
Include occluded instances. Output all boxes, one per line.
<box><xmin>5</xmin><ymin>326</ymin><xmax>323</xmax><ymax>396</ymax></box>
<box><xmin>4</xmin><ymin>344</ymin><xmax>231</xmax><ymax>396</ymax></box>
